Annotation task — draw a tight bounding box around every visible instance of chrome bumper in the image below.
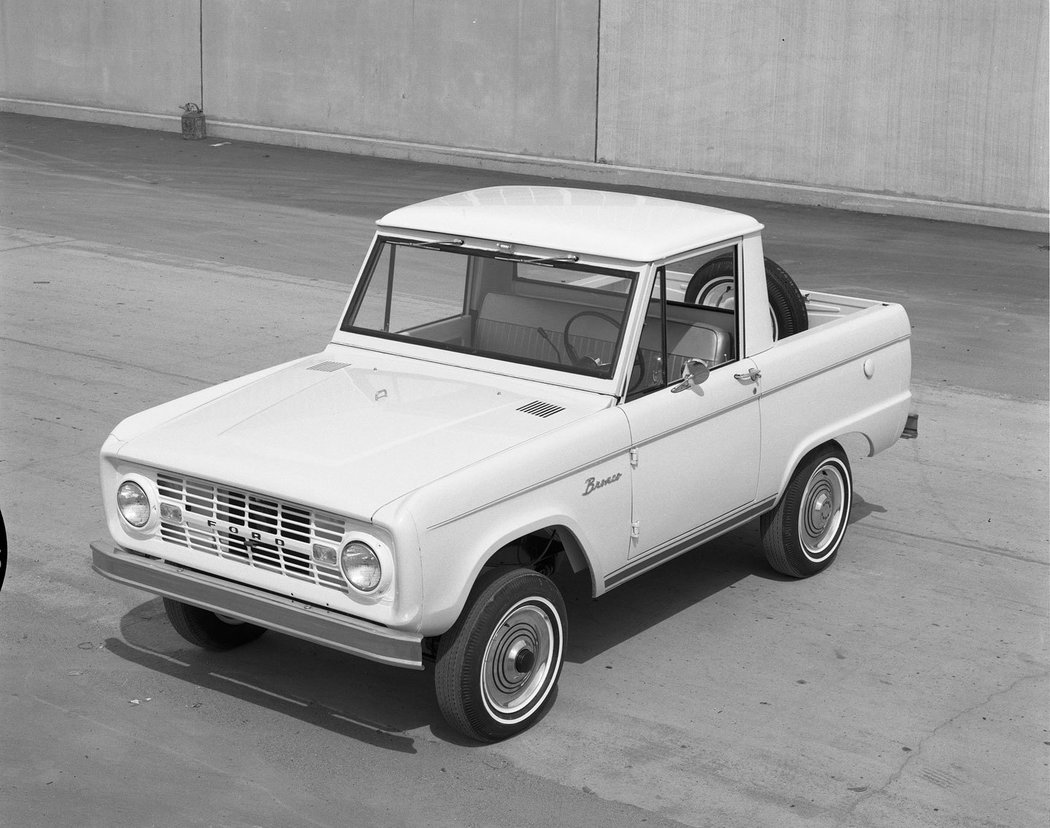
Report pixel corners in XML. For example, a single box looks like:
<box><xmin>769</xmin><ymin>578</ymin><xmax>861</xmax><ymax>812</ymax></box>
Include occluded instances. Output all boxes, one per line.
<box><xmin>91</xmin><ymin>541</ymin><xmax>423</xmax><ymax>670</ymax></box>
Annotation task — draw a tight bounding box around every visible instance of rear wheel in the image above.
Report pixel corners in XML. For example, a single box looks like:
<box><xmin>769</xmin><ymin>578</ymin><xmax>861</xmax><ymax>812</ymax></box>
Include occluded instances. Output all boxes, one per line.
<box><xmin>435</xmin><ymin>568</ymin><xmax>566</xmax><ymax>742</ymax></box>
<box><xmin>761</xmin><ymin>445</ymin><xmax>852</xmax><ymax>578</ymax></box>
<box><xmin>163</xmin><ymin>598</ymin><xmax>267</xmax><ymax>650</ymax></box>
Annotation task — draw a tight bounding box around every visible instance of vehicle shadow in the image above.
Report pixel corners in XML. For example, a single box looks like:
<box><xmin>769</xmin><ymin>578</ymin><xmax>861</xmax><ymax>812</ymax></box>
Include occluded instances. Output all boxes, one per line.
<box><xmin>849</xmin><ymin>491</ymin><xmax>887</xmax><ymax>525</ymax></box>
<box><xmin>107</xmin><ymin>598</ymin><xmax>435</xmax><ymax>754</ymax></box>
<box><xmin>557</xmin><ymin>521</ymin><xmax>777</xmax><ymax>664</ymax></box>
<box><xmin>558</xmin><ymin>493</ymin><xmax>886</xmax><ymax>666</ymax></box>
<box><xmin>104</xmin><ymin>520</ymin><xmax>782</xmax><ymax>746</ymax></box>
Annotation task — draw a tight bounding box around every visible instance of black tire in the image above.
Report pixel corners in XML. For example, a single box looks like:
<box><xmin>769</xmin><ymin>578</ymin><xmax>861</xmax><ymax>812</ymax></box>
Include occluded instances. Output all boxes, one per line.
<box><xmin>764</xmin><ymin>258</ymin><xmax>808</xmax><ymax>339</ymax></box>
<box><xmin>163</xmin><ymin>598</ymin><xmax>267</xmax><ymax>650</ymax></box>
<box><xmin>761</xmin><ymin>444</ymin><xmax>852</xmax><ymax>578</ymax></box>
<box><xmin>685</xmin><ymin>254</ymin><xmax>808</xmax><ymax>340</ymax></box>
<box><xmin>0</xmin><ymin>507</ymin><xmax>7</xmax><ymax>593</ymax></box>
<box><xmin>435</xmin><ymin>568</ymin><xmax>566</xmax><ymax>742</ymax></box>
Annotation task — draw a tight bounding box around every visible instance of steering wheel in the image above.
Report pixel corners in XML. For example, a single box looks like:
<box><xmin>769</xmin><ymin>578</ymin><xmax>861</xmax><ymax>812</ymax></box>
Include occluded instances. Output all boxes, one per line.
<box><xmin>562</xmin><ymin>310</ymin><xmax>620</xmax><ymax>369</ymax></box>
<box><xmin>563</xmin><ymin>310</ymin><xmax>647</xmax><ymax>394</ymax></box>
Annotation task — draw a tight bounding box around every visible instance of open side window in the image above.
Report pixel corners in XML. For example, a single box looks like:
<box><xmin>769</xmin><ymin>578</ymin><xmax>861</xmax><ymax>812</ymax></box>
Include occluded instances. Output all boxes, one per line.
<box><xmin>627</xmin><ymin>245</ymin><xmax>740</xmax><ymax>399</ymax></box>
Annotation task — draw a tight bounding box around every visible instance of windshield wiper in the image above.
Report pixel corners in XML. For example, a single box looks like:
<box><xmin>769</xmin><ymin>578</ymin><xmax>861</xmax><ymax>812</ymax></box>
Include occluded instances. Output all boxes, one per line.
<box><xmin>392</xmin><ymin>238</ymin><xmax>578</xmax><ymax>265</ymax></box>
<box><xmin>495</xmin><ymin>253</ymin><xmax>580</xmax><ymax>266</ymax></box>
<box><xmin>391</xmin><ymin>237</ymin><xmax>465</xmax><ymax>250</ymax></box>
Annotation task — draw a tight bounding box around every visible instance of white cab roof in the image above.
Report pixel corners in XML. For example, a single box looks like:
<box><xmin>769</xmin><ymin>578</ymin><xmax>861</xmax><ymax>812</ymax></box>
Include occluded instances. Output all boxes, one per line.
<box><xmin>376</xmin><ymin>186</ymin><xmax>762</xmax><ymax>262</ymax></box>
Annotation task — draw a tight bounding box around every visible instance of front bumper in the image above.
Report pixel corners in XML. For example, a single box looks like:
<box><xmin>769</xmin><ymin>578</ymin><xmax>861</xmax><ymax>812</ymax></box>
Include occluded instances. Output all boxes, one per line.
<box><xmin>91</xmin><ymin>541</ymin><xmax>423</xmax><ymax>669</ymax></box>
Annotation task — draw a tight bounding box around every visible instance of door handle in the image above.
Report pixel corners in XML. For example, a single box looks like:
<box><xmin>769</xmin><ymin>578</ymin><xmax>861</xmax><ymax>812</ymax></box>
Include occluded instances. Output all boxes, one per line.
<box><xmin>734</xmin><ymin>367</ymin><xmax>761</xmax><ymax>383</ymax></box>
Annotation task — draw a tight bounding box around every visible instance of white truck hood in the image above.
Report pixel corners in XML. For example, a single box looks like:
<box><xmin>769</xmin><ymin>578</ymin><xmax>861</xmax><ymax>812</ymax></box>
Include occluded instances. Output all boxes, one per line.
<box><xmin>113</xmin><ymin>351</ymin><xmax>607</xmax><ymax>520</ymax></box>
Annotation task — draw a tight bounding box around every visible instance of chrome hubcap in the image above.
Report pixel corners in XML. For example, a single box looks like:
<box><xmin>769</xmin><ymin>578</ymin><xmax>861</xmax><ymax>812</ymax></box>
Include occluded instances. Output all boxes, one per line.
<box><xmin>483</xmin><ymin>602</ymin><xmax>554</xmax><ymax>716</ymax></box>
<box><xmin>799</xmin><ymin>463</ymin><xmax>847</xmax><ymax>561</ymax></box>
<box><xmin>811</xmin><ymin>491</ymin><xmax>832</xmax><ymax>529</ymax></box>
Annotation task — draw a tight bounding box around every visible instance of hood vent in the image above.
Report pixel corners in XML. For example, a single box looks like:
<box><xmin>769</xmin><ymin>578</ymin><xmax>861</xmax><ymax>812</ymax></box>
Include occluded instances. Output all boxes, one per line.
<box><xmin>517</xmin><ymin>400</ymin><xmax>565</xmax><ymax>418</ymax></box>
<box><xmin>308</xmin><ymin>361</ymin><xmax>351</xmax><ymax>372</ymax></box>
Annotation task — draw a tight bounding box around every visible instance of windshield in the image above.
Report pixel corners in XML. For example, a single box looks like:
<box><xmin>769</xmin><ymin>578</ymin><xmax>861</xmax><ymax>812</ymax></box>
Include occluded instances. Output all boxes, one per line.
<box><xmin>341</xmin><ymin>238</ymin><xmax>638</xmax><ymax>379</ymax></box>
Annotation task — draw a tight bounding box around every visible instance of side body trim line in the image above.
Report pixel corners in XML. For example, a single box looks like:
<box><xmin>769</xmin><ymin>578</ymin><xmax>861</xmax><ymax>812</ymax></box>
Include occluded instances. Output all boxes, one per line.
<box><xmin>604</xmin><ymin>496</ymin><xmax>777</xmax><ymax>589</ymax></box>
<box><xmin>758</xmin><ymin>334</ymin><xmax>911</xmax><ymax>397</ymax></box>
<box><xmin>427</xmin><ymin>446</ymin><xmax>627</xmax><ymax>530</ymax></box>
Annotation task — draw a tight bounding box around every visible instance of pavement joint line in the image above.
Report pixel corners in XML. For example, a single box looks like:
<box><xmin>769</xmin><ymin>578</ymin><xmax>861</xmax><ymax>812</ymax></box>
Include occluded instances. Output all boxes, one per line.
<box><xmin>0</xmin><ymin>164</ymin><xmax>161</xmax><ymax>191</ymax></box>
<box><xmin>850</xmin><ymin>521</ymin><xmax>1048</xmax><ymax>566</ymax></box>
<box><xmin>0</xmin><ymin>449</ymin><xmax>100</xmax><ymax>478</ymax></box>
<box><xmin>209</xmin><ymin>672</ymin><xmax>310</xmax><ymax>707</ymax></box>
<box><xmin>116</xmin><ymin>638</ymin><xmax>191</xmax><ymax>668</ymax></box>
<box><xmin>0</xmin><ymin>226</ymin><xmax>355</xmax><ymax>291</ymax></box>
<box><xmin>329</xmin><ymin>711</ymin><xmax>406</xmax><ymax>734</ymax></box>
<box><xmin>68</xmin><ymin>241</ymin><xmax>323</xmax><ymax>285</ymax></box>
<box><xmin>910</xmin><ymin>378</ymin><xmax>1050</xmax><ymax>405</ymax></box>
<box><xmin>0</xmin><ymin>239</ymin><xmax>78</xmax><ymax>253</ymax></box>
<box><xmin>0</xmin><ymin>335</ymin><xmax>212</xmax><ymax>386</ymax></box>
<box><xmin>0</xmin><ymin>144</ymin><xmax>168</xmax><ymax>185</ymax></box>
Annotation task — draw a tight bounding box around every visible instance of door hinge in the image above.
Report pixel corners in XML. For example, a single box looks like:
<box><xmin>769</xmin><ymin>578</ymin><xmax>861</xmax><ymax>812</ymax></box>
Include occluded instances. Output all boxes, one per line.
<box><xmin>631</xmin><ymin>521</ymin><xmax>640</xmax><ymax>538</ymax></box>
<box><xmin>629</xmin><ymin>447</ymin><xmax>639</xmax><ymax>467</ymax></box>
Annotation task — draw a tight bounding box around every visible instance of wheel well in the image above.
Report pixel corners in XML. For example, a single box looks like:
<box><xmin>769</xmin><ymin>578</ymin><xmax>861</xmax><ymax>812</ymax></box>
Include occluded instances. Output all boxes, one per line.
<box><xmin>421</xmin><ymin>526</ymin><xmax>589</xmax><ymax>664</ymax></box>
<box><xmin>480</xmin><ymin>526</ymin><xmax>588</xmax><ymax>580</ymax></box>
<box><xmin>777</xmin><ymin>438</ymin><xmax>849</xmax><ymax>504</ymax></box>
<box><xmin>801</xmin><ymin>438</ymin><xmax>849</xmax><ymax>471</ymax></box>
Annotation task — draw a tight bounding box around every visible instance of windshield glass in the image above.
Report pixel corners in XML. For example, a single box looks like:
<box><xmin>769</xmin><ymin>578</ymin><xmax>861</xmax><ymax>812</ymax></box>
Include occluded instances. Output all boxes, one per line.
<box><xmin>341</xmin><ymin>239</ymin><xmax>638</xmax><ymax>379</ymax></box>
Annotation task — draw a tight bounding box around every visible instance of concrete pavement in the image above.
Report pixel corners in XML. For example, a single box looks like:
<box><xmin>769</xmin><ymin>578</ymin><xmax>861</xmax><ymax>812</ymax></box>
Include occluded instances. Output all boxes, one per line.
<box><xmin>0</xmin><ymin>113</ymin><xmax>1047</xmax><ymax>828</ymax></box>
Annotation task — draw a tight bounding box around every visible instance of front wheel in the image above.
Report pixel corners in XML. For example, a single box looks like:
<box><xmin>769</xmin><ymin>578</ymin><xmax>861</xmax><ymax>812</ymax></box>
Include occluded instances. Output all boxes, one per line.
<box><xmin>761</xmin><ymin>445</ymin><xmax>853</xmax><ymax>578</ymax></box>
<box><xmin>163</xmin><ymin>598</ymin><xmax>267</xmax><ymax>650</ymax></box>
<box><xmin>435</xmin><ymin>568</ymin><xmax>566</xmax><ymax>742</ymax></box>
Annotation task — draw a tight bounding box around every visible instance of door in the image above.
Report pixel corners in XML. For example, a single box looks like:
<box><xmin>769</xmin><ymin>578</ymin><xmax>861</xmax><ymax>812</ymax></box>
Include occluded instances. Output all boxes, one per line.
<box><xmin>622</xmin><ymin>362</ymin><xmax>761</xmax><ymax>561</ymax></box>
<box><xmin>606</xmin><ymin>245</ymin><xmax>763</xmax><ymax>587</ymax></box>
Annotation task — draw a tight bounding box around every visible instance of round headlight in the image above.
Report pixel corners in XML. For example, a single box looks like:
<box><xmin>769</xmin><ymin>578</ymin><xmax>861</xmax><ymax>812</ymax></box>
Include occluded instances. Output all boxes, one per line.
<box><xmin>117</xmin><ymin>481</ymin><xmax>151</xmax><ymax>528</ymax></box>
<box><xmin>340</xmin><ymin>541</ymin><xmax>381</xmax><ymax>592</ymax></box>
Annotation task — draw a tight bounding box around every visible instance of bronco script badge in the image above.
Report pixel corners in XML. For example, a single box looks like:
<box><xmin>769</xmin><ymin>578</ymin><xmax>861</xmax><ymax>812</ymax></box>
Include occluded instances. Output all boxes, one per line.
<box><xmin>582</xmin><ymin>471</ymin><xmax>622</xmax><ymax>496</ymax></box>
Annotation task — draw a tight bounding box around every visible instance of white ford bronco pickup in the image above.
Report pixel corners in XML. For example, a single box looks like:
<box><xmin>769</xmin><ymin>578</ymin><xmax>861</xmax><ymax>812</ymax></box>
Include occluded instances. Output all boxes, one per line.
<box><xmin>92</xmin><ymin>187</ymin><xmax>914</xmax><ymax>741</ymax></box>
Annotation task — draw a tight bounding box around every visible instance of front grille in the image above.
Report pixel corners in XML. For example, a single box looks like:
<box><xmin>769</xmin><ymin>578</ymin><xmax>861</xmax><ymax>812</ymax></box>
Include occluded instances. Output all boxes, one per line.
<box><xmin>156</xmin><ymin>472</ymin><xmax>348</xmax><ymax>592</ymax></box>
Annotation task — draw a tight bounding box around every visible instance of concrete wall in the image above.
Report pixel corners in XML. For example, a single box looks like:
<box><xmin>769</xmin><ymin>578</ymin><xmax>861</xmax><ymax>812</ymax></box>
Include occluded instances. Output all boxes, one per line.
<box><xmin>1</xmin><ymin>0</ymin><xmax>1046</xmax><ymax>229</ymax></box>
<box><xmin>205</xmin><ymin>0</ymin><xmax>598</xmax><ymax>161</ymax></box>
<box><xmin>0</xmin><ymin>0</ymin><xmax>199</xmax><ymax>121</ymax></box>
<box><xmin>597</xmin><ymin>0</ymin><xmax>1049</xmax><ymax>214</ymax></box>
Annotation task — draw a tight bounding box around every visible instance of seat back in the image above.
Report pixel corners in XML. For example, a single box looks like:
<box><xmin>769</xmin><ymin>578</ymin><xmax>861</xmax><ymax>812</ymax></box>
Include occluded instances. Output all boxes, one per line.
<box><xmin>475</xmin><ymin>292</ymin><xmax>563</xmax><ymax>361</ymax></box>
<box><xmin>475</xmin><ymin>292</ymin><xmax>620</xmax><ymax>366</ymax></box>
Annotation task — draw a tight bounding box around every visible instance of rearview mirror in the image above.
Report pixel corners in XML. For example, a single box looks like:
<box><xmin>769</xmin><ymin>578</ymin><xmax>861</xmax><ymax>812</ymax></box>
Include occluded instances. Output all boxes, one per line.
<box><xmin>671</xmin><ymin>358</ymin><xmax>709</xmax><ymax>393</ymax></box>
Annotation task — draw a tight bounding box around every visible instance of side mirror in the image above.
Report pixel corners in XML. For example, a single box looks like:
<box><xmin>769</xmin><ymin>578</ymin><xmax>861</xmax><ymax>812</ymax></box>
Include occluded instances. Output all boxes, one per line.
<box><xmin>671</xmin><ymin>358</ymin><xmax>710</xmax><ymax>393</ymax></box>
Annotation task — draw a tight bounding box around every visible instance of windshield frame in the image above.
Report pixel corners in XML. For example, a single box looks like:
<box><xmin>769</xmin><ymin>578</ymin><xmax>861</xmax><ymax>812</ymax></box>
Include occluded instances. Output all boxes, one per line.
<box><xmin>334</xmin><ymin>234</ymin><xmax>645</xmax><ymax>390</ymax></box>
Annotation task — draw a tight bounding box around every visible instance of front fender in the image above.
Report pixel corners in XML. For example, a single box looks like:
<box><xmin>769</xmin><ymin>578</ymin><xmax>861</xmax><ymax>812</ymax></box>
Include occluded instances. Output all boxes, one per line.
<box><xmin>378</xmin><ymin>406</ymin><xmax>633</xmax><ymax>637</ymax></box>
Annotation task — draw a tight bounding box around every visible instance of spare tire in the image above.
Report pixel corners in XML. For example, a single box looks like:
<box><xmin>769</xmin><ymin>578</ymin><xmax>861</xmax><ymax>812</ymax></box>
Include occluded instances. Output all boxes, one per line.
<box><xmin>685</xmin><ymin>253</ymin><xmax>808</xmax><ymax>340</ymax></box>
